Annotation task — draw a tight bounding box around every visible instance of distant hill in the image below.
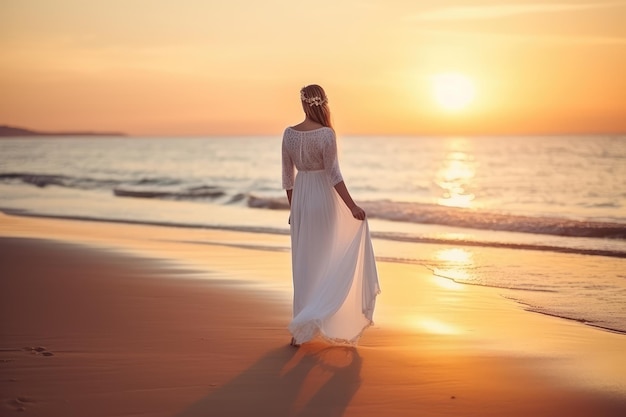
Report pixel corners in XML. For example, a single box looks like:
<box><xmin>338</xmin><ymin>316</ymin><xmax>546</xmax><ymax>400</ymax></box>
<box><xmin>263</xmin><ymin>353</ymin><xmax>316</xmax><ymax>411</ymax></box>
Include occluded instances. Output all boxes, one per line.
<box><xmin>0</xmin><ymin>125</ymin><xmax>126</xmax><ymax>137</ymax></box>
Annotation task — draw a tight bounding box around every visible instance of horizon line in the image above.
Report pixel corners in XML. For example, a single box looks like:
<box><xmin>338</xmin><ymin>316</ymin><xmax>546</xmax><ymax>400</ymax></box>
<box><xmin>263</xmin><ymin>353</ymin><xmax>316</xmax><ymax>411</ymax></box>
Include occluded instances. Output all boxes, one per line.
<box><xmin>2</xmin><ymin>124</ymin><xmax>625</xmax><ymax>138</ymax></box>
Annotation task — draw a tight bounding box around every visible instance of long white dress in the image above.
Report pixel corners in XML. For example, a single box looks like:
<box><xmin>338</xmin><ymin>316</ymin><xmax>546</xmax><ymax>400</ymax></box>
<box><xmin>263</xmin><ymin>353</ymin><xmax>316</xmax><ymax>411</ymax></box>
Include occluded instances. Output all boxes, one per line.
<box><xmin>282</xmin><ymin>126</ymin><xmax>380</xmax><ymax>344</ymax></box>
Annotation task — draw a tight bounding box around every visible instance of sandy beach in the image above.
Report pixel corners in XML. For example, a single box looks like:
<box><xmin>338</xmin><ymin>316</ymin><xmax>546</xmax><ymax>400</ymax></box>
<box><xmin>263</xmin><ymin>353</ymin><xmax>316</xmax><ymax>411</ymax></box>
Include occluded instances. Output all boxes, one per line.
<box><xmin>1</xmin><ymin>212</ymin><xmax>625</xmax><ymax>416</ymax></box>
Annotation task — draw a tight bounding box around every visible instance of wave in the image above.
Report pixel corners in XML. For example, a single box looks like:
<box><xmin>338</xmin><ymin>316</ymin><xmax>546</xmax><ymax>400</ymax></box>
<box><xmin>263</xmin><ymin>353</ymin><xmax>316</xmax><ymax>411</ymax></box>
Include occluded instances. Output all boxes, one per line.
<box><xmin>113</xmin><ymin>185</ymin><xmax>225</xmax><ymax>200</ymax></box>
<box><xmin>248</xmin><ymin>195</ymin><xmax>290</xmax><ymax>210</ymax></box>
<box><xmin>2</xmin><ymin>208</ymin><xmax>625</xmax><ymax>259</ymax></box>
<box><xmin>0</xmin><ymin>172</ymin><xmax>225</xmax><ymax>201</ymax></box>
<box><xmin>502</xmin><ymin>296</ymin><xmax>626</xmax><ymax>335</ymax></box>
<box><xmin>248</xmin><ymin>196</ymin><xmax>626</xmax><ymax>240</ymax></box>
<box><xmin>371</xmin><ymin>232</ymin><xmax>626</xmax><ymax>258</ymax></box>
<box><xmin>0</xmin><ymin>172</ymin><xmax>122</xmax><ymax>189</ymax></box>
<box><xmin>3</xmin><ymin>171</ymin><xmax>626</xmax><ymax>240</ymax></box>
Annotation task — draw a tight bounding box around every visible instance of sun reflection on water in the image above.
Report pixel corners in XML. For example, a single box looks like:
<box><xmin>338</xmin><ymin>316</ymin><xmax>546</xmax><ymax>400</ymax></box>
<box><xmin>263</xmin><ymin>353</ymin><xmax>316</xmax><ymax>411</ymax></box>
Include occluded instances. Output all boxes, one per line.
<box><xmin>432</xmin><ymin>247</ymin><xmax>476</xmax><ymax>286</ymax></box>
<box><xmin>435</xmin><ymin>139</ymin><xmax>476</xmax><ymax>208</ymax></box>
<box><xmin>436</xmin><ymin>247</ymin><xmax>472</xmax><ymax>263</ymax></box>
<box><xmin>413</xmin><ymin>318</ymin><xmax>459</xmax><ymax>335</ymax></box>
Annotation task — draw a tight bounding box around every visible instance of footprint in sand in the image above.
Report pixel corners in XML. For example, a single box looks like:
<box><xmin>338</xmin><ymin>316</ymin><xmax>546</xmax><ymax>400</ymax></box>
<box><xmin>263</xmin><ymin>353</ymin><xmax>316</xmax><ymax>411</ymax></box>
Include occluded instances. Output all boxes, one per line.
<box><xmin>22</xmin><ymin>346</ymin><xmax>54</xmax><ymax>356</ymax></box>
<box><xmin>8</xmin><ymin>396</ymin><xmax>35</xmax><ymax>412</ymax></box>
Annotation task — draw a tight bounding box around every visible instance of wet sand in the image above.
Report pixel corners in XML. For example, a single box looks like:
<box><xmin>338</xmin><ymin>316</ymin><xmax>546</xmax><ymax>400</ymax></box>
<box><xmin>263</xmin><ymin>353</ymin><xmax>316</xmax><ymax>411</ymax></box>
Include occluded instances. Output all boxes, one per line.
<box><xmin>1</xmin><ymin>213</ymin><xmax>625</xmax><ymax>416</ymax></box>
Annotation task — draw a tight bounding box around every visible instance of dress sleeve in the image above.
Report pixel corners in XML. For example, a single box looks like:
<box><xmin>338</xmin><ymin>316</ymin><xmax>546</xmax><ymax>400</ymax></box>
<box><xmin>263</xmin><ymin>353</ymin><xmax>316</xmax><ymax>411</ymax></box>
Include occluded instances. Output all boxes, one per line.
<box><xmin>282</xmin><ymin>132</ymin><xmax>295</xmax><ymax>190</ymax></box>
<box><xmin>322</xmin><ymin>129</ymin><xmax>344</xmax><ymax>186</ymax></box>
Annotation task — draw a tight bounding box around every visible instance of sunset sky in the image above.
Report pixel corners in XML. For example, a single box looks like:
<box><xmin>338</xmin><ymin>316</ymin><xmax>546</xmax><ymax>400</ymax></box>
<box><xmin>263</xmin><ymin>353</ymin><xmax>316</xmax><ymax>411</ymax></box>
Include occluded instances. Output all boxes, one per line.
<box><xmin>1</xmin><ymin>0</ymin><xmax>625</xmax><ymax>136</ymax></box>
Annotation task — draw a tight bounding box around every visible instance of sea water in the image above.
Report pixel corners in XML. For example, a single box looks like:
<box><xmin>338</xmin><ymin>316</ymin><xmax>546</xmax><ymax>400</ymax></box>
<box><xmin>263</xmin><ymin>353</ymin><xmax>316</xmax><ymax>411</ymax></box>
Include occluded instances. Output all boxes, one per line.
<box><xmin>1</xmin><ymin>134</ymin><xmax>625</xmax><ymax>333</ymax></box>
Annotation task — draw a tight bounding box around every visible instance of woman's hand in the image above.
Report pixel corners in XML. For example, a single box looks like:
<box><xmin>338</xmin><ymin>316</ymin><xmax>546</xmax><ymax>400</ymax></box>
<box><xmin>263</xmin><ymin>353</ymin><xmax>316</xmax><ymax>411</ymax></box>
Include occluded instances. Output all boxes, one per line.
<box><xmin>350</xmin><ymin>205</ymin><xmax>366</xmax><ymax>221</ymax></box>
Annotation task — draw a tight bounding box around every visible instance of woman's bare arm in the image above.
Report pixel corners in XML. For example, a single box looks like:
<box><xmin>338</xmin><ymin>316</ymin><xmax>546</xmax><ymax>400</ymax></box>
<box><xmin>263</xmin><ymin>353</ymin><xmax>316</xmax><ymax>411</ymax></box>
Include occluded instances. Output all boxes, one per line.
<box><xmin>286</xmin><ymin>189</ymin><xmax>293</xmax><ymax>224</ymax></box>
<box><xmin>333</xmin><ymin>181</ymin><xmax>366</xmax><ymax>220</ymax></box>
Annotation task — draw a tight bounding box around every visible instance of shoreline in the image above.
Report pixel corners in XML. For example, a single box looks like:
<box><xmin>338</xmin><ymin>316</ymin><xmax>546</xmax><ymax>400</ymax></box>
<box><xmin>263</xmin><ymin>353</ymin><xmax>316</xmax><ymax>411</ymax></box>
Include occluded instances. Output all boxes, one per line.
<box><xmin>1</xmin><ymin>213</ymin><xmax>625</xmax><ymax>416</ymax></box>
<box><xmin>2</xmin><ymin>207</ymin><xmax>625</xmax><ymax>259</ymax></box>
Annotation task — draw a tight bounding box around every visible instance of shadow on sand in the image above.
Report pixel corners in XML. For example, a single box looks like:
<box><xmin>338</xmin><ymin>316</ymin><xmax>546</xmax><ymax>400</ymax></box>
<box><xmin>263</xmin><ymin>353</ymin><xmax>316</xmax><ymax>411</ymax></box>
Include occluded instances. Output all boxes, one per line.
<box><xmin>177</xmin><ymin>342</ymin><xmax>362</xmax><ymax>417</ymax></box>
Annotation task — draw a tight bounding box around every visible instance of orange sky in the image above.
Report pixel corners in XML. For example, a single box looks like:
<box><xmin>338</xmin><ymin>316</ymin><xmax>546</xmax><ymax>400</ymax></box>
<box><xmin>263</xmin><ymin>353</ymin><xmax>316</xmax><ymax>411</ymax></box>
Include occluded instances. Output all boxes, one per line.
<box><xmin>1</xmin><ymin>0</ymin><xmax>625</xmax><ymax>136</ymax></box>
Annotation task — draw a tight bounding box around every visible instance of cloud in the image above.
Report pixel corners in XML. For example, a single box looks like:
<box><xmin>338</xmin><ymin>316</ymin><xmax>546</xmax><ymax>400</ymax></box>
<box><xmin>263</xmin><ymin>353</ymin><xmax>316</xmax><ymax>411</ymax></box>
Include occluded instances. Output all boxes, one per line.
<box><xmin>410</xmin><ymin>1</ymin><xmax>626</xmax><ymax>21</ymax></box>
<box><xmin>422</xmin><ymin>28</ymin><xmax>626</xmax><ymax>46</ymax></box>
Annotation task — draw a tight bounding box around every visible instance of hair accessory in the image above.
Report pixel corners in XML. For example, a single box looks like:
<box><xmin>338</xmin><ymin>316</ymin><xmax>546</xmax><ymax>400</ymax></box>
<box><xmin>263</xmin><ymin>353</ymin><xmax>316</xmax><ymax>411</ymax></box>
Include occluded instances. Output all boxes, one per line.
<box><xmin>300</xmin><ymin>89</ymin><xmax>327</xmax><ymax>107</ymax></box>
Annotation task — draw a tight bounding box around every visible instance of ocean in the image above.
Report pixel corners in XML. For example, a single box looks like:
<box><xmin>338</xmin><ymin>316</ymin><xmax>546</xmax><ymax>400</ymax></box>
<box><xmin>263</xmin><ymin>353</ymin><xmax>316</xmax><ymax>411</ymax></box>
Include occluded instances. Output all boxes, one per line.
<box><xmin>1</xmin><ymin>134</ymin><xmax>625</xmax><ymax>333</ymax></box>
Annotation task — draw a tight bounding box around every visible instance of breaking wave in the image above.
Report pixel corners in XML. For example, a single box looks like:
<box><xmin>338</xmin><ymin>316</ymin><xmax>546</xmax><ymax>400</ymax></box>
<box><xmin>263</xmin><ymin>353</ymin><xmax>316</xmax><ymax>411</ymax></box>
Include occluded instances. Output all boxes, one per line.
<box><xmin>3</xmin><ymin>171</ymin><xmax>626</xmax><ymax>241</ymax></box>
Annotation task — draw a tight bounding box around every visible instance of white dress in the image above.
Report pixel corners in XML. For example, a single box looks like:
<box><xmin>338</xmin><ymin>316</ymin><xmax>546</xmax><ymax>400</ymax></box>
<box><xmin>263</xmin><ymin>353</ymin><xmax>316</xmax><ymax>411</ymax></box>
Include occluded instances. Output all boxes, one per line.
<box><xmin>282</xmin><ymin>127</ymin><xmax>380</xmax><ymax>344</ymax></box>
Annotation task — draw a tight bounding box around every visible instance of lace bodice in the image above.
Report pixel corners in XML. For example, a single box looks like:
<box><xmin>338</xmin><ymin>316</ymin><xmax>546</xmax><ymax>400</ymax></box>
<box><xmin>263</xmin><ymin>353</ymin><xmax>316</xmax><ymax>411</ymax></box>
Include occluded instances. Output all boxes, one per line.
<box><xmin>282</xmin><ymin>127</ymin><xmax>343</xmax><ymax>190</ymax></box>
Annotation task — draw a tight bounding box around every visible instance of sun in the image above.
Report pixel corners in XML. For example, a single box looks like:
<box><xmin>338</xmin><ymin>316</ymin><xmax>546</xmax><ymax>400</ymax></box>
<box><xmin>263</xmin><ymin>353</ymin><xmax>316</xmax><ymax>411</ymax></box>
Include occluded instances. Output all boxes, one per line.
<box><xmin>431</xmin><ymin>73</ymin><xmax>476</xmax><ymax>112</ymax></box>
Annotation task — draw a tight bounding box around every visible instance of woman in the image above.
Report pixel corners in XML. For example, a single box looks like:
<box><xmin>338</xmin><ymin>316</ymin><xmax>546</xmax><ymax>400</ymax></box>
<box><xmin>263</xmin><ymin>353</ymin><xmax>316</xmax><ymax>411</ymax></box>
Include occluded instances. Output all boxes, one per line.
<box><xmin>282</xmin><ymin>84</ymin><xmax>380</xmax><ymax>346</ymax></box>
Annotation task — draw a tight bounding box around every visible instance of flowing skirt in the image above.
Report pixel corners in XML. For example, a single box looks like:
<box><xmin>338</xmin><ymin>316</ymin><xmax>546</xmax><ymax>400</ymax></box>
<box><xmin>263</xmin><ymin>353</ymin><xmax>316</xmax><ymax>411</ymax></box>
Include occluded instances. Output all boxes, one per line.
<box><xmin>288</xmin><ymin>170</ymin><xmax>380</xmax><ymax>344</ymax></box>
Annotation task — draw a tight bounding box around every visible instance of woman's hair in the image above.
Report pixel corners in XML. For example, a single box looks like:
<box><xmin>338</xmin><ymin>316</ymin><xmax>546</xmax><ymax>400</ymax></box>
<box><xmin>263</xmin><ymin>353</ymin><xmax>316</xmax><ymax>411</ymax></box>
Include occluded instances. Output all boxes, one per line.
<box><xmin>300</xmin><ymin>85</ymin><xmax>332</xmax><ymax>128</ymax></box>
